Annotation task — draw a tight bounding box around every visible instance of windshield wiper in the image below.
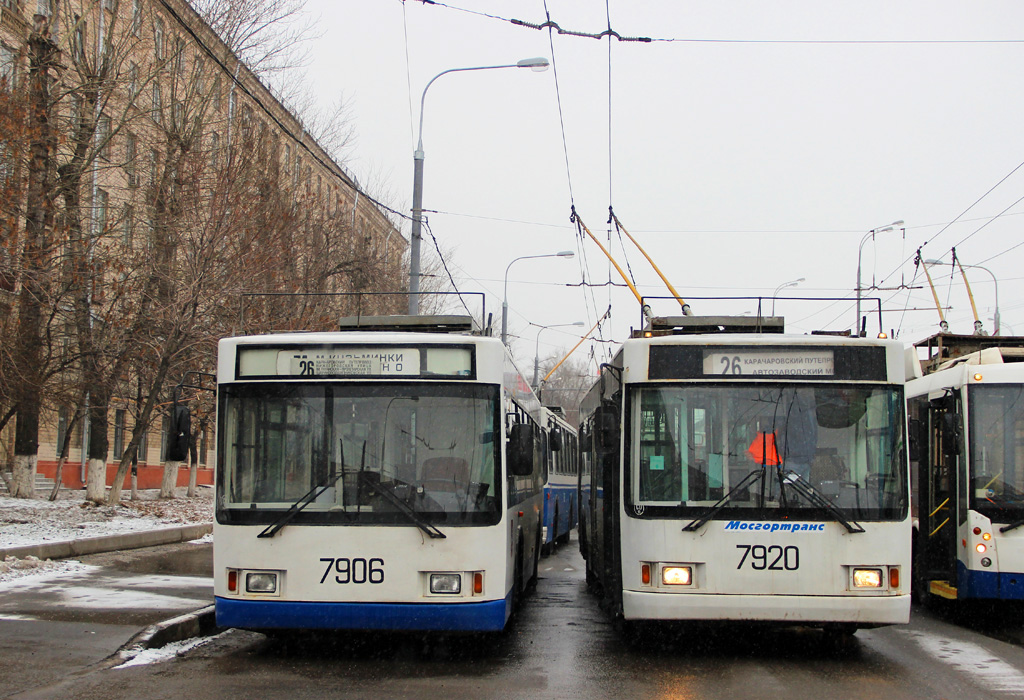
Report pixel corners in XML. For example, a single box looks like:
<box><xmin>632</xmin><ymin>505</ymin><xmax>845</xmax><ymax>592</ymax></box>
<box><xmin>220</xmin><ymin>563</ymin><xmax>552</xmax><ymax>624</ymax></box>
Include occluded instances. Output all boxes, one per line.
<box><xmin>257</xmin><ymin>470</ymin><xmax>346</xmax><ymax>539</ymax></box>
<box><xmin>683</xmin><ymin>468</ymin><xmax>766</xmax><ymax>532</ymax></box>
<box><xmin>358</xmin><ymin>471</ymin><xmax>446</xmax><ymax>539</ymax></box>
<box><xmin>1000</xmin><ymin>517</ymin><xmax>1024</xmax><ymax>534</ymax></box>
<box><xmin>781</xmin><ymin>471</ymin><xmax>865</xmax><ymax>534</ymax></box>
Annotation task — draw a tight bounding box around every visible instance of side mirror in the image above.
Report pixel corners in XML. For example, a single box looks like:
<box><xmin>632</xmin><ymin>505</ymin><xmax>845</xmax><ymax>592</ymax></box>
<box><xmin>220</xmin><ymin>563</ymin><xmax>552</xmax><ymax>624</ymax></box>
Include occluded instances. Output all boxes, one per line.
<box><xmin>550</xmin><ymin>431</ymin><xmax>563</xmax><ymax>452</ymax></box>
<box><xmin>508</xmin><ymin>423</ymin><xmax>535</xmax><ymax>476</ymax></box>
<box><xmin>166</xmin><ymin>405</ymin><xmax>191</xmax><ymax>462</ymax></box>
<box><xmin>597</xmin><ymin>409</ymin><xmax>619</xmax><ymax>455</ymax></box>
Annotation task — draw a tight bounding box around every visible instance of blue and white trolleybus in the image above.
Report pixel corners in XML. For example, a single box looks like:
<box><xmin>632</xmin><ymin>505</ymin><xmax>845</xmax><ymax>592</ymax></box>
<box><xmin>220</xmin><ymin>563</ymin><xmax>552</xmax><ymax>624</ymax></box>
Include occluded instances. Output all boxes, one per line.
<box><xmin>213</xmin><ymin>316</ymin><xmax>545</xmax><ymax>633</ymax></box>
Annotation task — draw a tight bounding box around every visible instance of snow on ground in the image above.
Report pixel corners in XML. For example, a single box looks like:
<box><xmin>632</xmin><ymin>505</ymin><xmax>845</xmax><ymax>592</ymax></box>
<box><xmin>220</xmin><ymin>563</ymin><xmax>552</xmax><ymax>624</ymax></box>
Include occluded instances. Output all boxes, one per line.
<box><xmin>0</xmin><ymin>485</ymin><xmax>214</xmax><ymax>549</ymax></box>
<box><xmin>0</xmin><ymin>485</ymin><xmax>214</xmax><ymax>583</ymax></box>
<box><xmin>115</xmin><ymin>631</ymin><xmax>230</xmax><ymax>669</ymax></box>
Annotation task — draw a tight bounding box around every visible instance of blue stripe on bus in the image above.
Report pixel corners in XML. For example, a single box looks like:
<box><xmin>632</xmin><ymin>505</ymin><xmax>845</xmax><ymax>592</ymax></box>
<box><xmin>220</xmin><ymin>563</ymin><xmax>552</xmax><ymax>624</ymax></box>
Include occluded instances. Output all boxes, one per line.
<box><xmin>957</xmin><ymin>562</ymin><xmax>1024</xmax><ymax>601</ymax></box>
<box><xmin>215</xmin><ymin>594</ymin><xmax>512</xmax><ymax>632</ymax></box>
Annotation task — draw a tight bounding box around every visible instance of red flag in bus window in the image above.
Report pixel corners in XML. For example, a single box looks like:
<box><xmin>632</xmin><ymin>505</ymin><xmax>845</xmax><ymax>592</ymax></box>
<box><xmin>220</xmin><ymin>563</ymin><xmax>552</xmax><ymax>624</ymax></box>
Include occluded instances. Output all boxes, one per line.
<box><xmin>747</xmin><ymin>431</ymin><xmax>782</xmax><ymax>466</ymax></box>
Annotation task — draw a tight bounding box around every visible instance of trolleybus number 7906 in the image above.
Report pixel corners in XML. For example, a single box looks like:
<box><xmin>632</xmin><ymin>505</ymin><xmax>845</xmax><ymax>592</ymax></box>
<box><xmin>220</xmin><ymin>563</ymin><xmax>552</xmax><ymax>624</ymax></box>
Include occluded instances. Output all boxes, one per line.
<box><xmin>319</xmin><ymin>557</ymin><xmax>385</xmax><ymax>584</ymax></box>
<box><xmin>736</xmin><ymin>545</ymin><xmax>799</xmax><ymax>571</ymax></box>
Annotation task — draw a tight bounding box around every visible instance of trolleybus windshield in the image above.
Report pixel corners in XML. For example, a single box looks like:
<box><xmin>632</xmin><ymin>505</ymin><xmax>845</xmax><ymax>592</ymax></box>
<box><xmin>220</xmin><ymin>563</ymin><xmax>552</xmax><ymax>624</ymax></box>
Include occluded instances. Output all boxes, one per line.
<box><xmin>217</xmin><ymin>383</ymin><xmax>501</xmax><ymax>526</ymax></box>
<box><xmin>968</xmin><ymin>384</ymin><xmax>1024</xmax><ymax>524</ymax></box>
<box><xmin>627</xmin><ymin>383</ymin><xmax>906</xmax><ymax>521</ymax></box>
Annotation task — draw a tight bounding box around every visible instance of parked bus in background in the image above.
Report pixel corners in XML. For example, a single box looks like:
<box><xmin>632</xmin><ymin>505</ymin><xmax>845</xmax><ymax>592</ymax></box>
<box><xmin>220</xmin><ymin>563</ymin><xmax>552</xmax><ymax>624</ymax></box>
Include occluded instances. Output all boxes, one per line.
<box><xmin>908</xmin><ymin>333</ymin><xmax>1024</xmax><ymax>603</ymax></box>
<box><xmin>578</xmin><ymin>315</ymin><xmax>910</xmax><ymax>637</ymax></box>
<box><xmin>213</xmin><ymin>316</ymin><xmax>545</xmax><ymax>634</ymax></box>
<box><xmin>541</xmin><ymin>406</ymin><xmax>579</xmax><ymax>553</ymax></box>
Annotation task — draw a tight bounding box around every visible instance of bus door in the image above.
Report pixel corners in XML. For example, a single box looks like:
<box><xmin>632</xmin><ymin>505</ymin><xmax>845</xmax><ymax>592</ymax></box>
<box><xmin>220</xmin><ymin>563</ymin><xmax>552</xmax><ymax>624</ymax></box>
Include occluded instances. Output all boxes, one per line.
<box><xmin>919</xmin><ymin>392</ymin><xmax>961</xmax><ymax>587</ymax></box>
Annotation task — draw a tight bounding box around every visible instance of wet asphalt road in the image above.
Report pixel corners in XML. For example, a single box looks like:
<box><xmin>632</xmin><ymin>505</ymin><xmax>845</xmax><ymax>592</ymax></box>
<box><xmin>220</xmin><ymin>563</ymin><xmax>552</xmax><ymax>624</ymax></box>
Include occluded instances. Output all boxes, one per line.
<box><xmin>9</xmin><ymin>536</ymin><xmax>1024</xmax><ymax>700</ymax></box>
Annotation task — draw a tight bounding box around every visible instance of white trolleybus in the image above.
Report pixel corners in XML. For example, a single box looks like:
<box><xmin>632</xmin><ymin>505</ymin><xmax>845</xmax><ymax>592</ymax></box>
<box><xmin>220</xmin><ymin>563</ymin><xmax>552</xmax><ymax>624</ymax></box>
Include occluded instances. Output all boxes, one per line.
<box><xmin>908</xmin><ymin>333</ymin><xmax>1024</xmax><ymax>603</ymax></box>
<box><xmin>213</xmin><ymin>316</ymin><xmax>545</xmax><ymax>633</ymax></box>
<box><xmin>578</xmin><ymin>316</ymin><xmax>911</xmax><ymax>634</ymax></box>
<box><xmin>541</xmin><ymin>406</ymin><xmax>579</xmax><ymax>553</ymax></box>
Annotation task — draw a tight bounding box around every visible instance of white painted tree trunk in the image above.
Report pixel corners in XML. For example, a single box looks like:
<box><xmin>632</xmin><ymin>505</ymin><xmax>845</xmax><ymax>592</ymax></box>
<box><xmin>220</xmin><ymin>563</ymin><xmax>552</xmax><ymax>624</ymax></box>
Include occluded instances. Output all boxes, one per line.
<box><xmin>85</xmin><ymin>458</ymin><xmax>106</xmax><ymax>504</ymax></box>
<box><xmin>161</xmin><ymin>460</ymin><xmax>181</xmax><ymax>498</ymax></box>
<box><xmin>187</xmin><ymin>459</ymin><xmax>197</xmax><ymax>497</ymax></box>
<box><xmin>10</xmin><ymin>454</ymin><xmax>37</xmax><ymax>499</ymax></box>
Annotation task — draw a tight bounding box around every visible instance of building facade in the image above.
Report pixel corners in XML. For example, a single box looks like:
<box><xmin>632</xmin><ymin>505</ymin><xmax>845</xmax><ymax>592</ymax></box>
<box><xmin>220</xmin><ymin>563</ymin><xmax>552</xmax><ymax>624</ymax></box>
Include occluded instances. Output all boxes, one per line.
<box><xmin>0</xmin><ymin>0</ymin><xmax>406</xmax><ymax>492</ymax></box>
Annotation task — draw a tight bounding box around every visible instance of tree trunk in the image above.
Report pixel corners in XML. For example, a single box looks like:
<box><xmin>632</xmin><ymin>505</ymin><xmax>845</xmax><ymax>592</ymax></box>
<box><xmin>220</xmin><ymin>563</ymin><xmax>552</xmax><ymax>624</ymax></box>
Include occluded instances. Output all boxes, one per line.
<box><xmin>11</xmin><ymin>24</ymin><xmax>58</xmax><ymax>499</ymax></box>
<box><xmin>160</xmin><ymin>460</ymin><xmax>180</xmax><ymax>498</ymax></box>
<box><xmin>186</xmin><ymin>430</ymin><xmax>198</xmax><ymax>497</ymax></box>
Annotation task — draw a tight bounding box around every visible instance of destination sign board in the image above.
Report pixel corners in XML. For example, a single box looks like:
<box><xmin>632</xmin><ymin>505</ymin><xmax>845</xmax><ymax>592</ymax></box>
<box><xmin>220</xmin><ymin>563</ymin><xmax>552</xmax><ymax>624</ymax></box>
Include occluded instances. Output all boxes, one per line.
<box><xmin>237</xmin><ymin>345</ymin><xmax>474</xmax><ymax>379</ymax></box>
<box><xmin>702</xmin><ymin>349</ymin><xmax>835</xmax><ymax>377</ymax></box>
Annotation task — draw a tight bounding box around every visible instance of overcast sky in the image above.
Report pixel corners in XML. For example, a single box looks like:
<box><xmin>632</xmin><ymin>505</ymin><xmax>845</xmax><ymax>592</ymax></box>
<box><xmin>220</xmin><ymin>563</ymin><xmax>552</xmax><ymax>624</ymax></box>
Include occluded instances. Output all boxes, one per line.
<box><xmin>298</xmin><ymin>0</ymin><xmax>1024</xmax><ymax>372</ymax></box>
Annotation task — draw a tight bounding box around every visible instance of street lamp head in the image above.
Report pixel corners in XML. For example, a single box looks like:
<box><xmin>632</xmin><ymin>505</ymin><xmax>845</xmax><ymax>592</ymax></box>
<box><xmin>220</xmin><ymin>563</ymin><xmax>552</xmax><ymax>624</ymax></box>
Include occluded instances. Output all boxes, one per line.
<box><xmin>517</xmin><ymin>57</ymin><xmax>550</xmax><ymax>71</ymax></box>
<box><xmin>924</xmin><ymin>259</ymin><xmax>945</xmax><ymax>266</ymax></box>
<box><xmin>556</xmin><ymin>250</ymin><xmax>575</xmax><ymax>258</ymax></box>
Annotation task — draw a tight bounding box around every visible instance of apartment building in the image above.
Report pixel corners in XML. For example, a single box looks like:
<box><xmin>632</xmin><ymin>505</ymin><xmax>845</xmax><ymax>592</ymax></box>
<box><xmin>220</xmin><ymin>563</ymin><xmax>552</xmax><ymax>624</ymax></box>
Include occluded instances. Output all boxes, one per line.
<box><xmin>0</xmin><ymin>0</ymin><xmax>406</xmax><ymax>490</ymax></box>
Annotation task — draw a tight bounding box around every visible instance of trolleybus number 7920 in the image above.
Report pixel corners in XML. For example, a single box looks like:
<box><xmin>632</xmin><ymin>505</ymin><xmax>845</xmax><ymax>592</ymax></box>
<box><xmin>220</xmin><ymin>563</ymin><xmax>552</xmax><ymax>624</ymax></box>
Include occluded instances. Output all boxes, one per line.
<box><xmin>319</xmin><ymin>557</ymin><xmax>385</xmax><ymax>584</ymax></box>
<box><xmin>736</xmin><ymin>545</ymin><xmax>799</xmax><ymax>571</ymax></box>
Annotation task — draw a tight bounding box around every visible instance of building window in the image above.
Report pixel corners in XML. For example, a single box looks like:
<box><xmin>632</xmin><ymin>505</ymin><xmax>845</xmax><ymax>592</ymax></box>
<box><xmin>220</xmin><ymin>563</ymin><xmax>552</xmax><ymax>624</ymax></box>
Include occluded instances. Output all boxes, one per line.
<box><xmin>94</xmin><ymin>189</ymin><xmax>108</xmax><ymax>235</ymax></box>
<box><xmin>160</xmin><ymin>414</ymin><xmax>171</xmax><ymax>461</ymax></box>
<box><xmin>113</xmin><ymin>409</ymin><xmax>126</xmax><ymax>460</ymax></box>
<box><xmin>199</xmin><ymin>428</ymin><xmax>207</xmax><ymax>465</ymax></box>
<box><xmin>172</xmin><ymin>100</ymin><xmax>183</xmax><ymax>130</ymax></box>
<box><xmin>125</xmin><ymin>132</ymin><xmax>137</xmax><ymax>186</ymax></box>
<box><xmin>154</xmin><ymin>16</ymin><xmax>164</xmax><ymax>61</ymax></box>
<box><xmin>127</xmin><ymin>61</ymin><xmax>139</xmax><ymax>100</ymax></box>
<box><xmin>98</xmin><ymin>114</ymin><xmax>111</xmax><ymax>160</ymax></box>
<box><xmin>173</xmin><ymin>36</ymin><xmax>185</xmax><ymax>77</ymax></box>
<box><xmin>73</xmin><ymin>16</ymin><xmax>87</xmax><ymax>64</ymax></box>
<box><xmin>132</xmin><ymin>0</ymin><xmax>142</xmax><ymax>37</ymax></box>
<box><xmin>152</xmin><ymin>82</ymin><xmax>161</xmax><ymax>124</ymax></box>
<box><xmin>0</xmin><ymin>44</ymin><xmax>15</xmax><ymax>90</ymax></box>
<box><xmin>150</xmin><ymin>148</ymin><xmax>159</xmax><ymax>187</ymax></box>
<box><xmin>36</xmin><ymin>0</ymin><xmax>52</xmax><ymax>17</ymax></box>
<box><xmin>122</xmin><ymin>205</ymin><xmax>133</xmax><ymax>245</ymax></box>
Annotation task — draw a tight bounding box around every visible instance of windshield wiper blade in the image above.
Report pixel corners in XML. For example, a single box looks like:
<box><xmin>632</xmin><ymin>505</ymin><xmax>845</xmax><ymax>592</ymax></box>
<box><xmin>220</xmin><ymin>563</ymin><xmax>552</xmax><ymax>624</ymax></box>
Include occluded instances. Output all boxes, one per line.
<box><xmin>257</xmin><ymin>471</ymin><xmax>345</xmax><ymax>539</ymax></box>
<box><xmin>1000</xmin><ymin>518</ymin><xmax>1024</xmax><ymax>534</ymax></box>
<box><xmin>781</xmin><ymin>471</ymin><xmax>865</xmax><ymax>534</ymax></box>
<box><xmin>358</xmin><ymin>471</ymin><xmax>446</xmax><ymax>539</ymax></box>
<box><xmin>683</xmin><ymin>468</ymin><xmax>765</xmax><ymax>532</ymax></box>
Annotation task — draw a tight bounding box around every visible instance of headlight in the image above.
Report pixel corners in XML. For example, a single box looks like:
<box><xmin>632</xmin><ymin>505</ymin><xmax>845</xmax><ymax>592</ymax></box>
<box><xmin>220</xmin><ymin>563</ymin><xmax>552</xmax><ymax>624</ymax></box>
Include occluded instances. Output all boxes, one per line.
<box><xmin>430</xmin><ymin>573</ymin><xmax>462</xmax><ymax>594</ymax></box>
<box><xmin>246</xmin><ymin>572</ymin><xmax>278</xmax><ymax>594</ymax></box>
<box><xmin>852</xmin><ymin>568</ymin><xmax>883</xmax><ymax>588</ymax></box>
<box><xmin>661</xmin><ymin>566</ymin><xmax>692</xmax><ymax>586</ymax></box>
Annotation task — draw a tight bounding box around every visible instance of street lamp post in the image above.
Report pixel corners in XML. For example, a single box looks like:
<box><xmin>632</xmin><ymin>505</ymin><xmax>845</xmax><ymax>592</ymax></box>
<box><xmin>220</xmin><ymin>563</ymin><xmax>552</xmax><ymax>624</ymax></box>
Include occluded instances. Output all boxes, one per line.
<box><xmin>925</xmin><ymin>259</ymin><xmax>1001</xmax><ymax>336</ymax></box>
<box><xmin>502</xmin><ymin>251</ymin><xmax>575</xmax><ymax>346</ymax></box>
<box><xmin>855</xmin><ymin>220</ymin><xmax>903</xmax><ymax>335</ymax></box>
<box><xmin>532</xmin><ymin>321</ymin><xmax>585</xmax><ymax>389</ymax></box>
<box><xmin>407</xmin><ymin>58</ymin><xmax>550</xmax><ymax>315</ymax></box>
<box><xmin>771</xmin><ymin>277</ymin><xmax>805</xmax><ymax>315</ymax></box>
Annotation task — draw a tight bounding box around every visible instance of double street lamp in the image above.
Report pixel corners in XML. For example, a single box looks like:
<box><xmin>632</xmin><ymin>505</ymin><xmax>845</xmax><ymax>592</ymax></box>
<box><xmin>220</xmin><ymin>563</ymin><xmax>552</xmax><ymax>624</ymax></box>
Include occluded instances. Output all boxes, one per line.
<box><xmin>532</xmin><ymin>321</ymin><xmax>585</xmax><ymax>389</ymax></box>
<box><xmin>502</xmin><ymin>251</ymin><xmax>575</xmax><ymax>345</ymax></box>
<box><xmin>855</xmin><ymin>220</ymin><xmax>903</xmax><ymax>335</ymax></box>
<box><xmin>771</xmin><ymin>277</ymin><xmax>804</xmax><ymax>315</ymax></box>
<box><xmin>925</xmin><ymin>259</ymin><xmax>1001</xmax><ymax>336</ymax></box>
<box><xmin>407</xmin><ymin>58</ymin><xmax>550</xmax><ymax>315</ymax></box>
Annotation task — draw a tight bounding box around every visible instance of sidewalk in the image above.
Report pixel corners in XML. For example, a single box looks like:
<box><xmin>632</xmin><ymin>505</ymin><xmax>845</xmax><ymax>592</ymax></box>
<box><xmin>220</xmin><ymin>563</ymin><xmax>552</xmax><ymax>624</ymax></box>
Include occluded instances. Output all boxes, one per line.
<box><xmin>0</xmin><ymin>526</ymin><xmax>218</xmax><ymax>697</ymax></box>
<box><xmin>0</xmin><ymin>522</ymin><xmax>212</xmax><ymax>561</ymax></box>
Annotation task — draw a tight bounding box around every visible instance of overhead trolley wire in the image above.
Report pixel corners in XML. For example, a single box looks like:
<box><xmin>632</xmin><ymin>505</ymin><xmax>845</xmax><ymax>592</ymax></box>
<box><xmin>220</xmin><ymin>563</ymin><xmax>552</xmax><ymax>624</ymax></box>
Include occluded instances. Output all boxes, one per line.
<box><xmin>540</xmin><ymin>0</ymin><xmax>609</xmax><ymax>352</ymax></box>
<box><xmin>403</xmin><ymin>1</ymin><xmax>1024</xmax><ymax>45</ymax></box>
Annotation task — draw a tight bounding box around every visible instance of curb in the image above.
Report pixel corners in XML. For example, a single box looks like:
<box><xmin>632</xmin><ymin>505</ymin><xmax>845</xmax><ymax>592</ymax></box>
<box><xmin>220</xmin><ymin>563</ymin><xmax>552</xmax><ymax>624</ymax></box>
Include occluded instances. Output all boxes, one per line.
<box><xmin>121</xmin><ymin>604</ymin><xmax>220</xmax><ymax>651</ymax></box>
<box><xmin>0</xmin><ymin>523</ymin><xmax>213</xmax><ymax>561</ymax></box>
